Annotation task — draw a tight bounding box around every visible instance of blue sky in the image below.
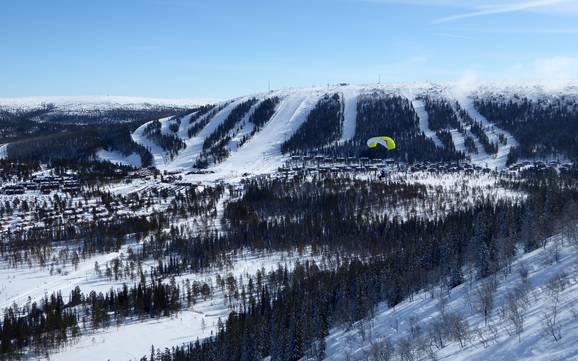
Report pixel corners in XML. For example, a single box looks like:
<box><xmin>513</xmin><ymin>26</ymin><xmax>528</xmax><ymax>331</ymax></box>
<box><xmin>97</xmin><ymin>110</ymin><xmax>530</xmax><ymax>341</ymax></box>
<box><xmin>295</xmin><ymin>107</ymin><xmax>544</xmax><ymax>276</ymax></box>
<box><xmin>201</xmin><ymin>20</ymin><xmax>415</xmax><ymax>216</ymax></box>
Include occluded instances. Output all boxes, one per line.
<box><xmin>2</xmin><ymin>0</ymin><xmax>578</xmax><ymax>99</ymax></box>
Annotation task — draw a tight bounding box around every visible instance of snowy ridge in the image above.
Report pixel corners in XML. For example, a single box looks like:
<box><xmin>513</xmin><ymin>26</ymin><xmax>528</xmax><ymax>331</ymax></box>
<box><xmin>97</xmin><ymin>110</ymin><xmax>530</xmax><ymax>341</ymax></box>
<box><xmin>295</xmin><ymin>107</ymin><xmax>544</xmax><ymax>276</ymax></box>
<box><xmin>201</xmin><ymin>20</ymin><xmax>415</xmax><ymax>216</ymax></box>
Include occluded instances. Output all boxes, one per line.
<box><xmin>0</xmin><ymin>96</ymin><xmax>215</xmax><ymax>111</ymax></box>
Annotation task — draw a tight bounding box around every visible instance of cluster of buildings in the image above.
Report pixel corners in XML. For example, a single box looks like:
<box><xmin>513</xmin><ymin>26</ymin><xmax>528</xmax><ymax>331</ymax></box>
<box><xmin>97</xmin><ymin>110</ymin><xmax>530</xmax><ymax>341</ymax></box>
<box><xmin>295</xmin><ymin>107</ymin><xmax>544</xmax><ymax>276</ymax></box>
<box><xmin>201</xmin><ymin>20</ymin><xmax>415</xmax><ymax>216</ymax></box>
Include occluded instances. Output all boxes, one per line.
<box><xmin>279</xmin><ymin>155</ymin><xmax>398</xmax><ymax>173</ymax></box>
<box><xmin>1</xmin><ymin>173</ymin><xmax>80</xmax><ymax>195</ymax></box>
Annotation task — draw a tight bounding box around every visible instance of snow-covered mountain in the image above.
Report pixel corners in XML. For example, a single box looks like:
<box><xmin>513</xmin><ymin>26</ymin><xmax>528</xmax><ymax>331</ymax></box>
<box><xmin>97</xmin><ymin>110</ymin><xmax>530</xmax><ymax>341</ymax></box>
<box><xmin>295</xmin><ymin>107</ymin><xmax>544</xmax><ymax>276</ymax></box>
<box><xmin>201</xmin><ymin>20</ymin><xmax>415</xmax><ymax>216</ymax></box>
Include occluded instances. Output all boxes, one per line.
<box><xmin>115</xmin><ymin>82</ymin><xmax>577</xmax><ymax>180</ymax></box>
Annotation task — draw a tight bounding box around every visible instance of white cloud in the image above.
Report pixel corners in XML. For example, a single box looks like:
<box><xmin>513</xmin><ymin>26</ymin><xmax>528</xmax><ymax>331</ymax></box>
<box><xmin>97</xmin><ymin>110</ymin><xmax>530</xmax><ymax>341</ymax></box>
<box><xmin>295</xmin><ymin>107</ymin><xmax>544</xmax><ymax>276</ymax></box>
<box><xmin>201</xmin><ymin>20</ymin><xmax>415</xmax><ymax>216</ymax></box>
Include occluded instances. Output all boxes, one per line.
<box><xmin>533</xmin><ymin>56</ymin><xmax>578</xmax><ymax>89</ymax></box>
<box><xmin>354</xmin><ymin>0</ymin><xmax>578</xmax><ymax>22</ymax></box>
<box><xmin>452</xmin><ymin>69</ymin><xmax>481</xmax><ymax>97</ymax></box>
<box><xmin>433</xmin><ymin>0</ymin><xmax>575</xmax><ymax>23</ymax></box>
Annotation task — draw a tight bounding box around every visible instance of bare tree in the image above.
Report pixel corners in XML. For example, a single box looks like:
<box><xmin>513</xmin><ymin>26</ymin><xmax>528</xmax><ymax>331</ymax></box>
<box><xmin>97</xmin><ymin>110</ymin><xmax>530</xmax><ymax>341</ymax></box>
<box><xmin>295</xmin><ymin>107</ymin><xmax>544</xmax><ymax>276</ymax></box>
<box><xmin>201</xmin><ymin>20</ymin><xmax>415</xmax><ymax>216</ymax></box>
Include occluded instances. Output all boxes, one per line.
<box><xmin>397</xmin><ymin>337</ymin><xmax>416</xmax><ymax>361</ymax></box>
<box><xmin>367</xmin><ymin>337</ymin><xmax>394</xmax><ymax>361</ymax></box>
<box><xmin>447</xmin><ymin>313</ymin><xmax>470</xmax><ymax>348</ymax></box>
<box><xmin>542</xmin><ymin>272</ymin><xmax>567</xmax><ymax>342</ymax></box>
<box><xmin>427</xmin><ymin>317</ymin><xmax>447</xmax><ymax>350</ymax></box>
<box><xmin>475</xmin><ymin>280</ymin><xmax>496</xmax><ymax>326</ymax></box>
<box><xmin>505</xmin><ymin>292</ymin><xmax>526</xmax><ymax>343</ymax></box>
<box><xmin>409</xmin><ymin>316</ymin><xmax>422</xmax><ymax>338</ymax></box>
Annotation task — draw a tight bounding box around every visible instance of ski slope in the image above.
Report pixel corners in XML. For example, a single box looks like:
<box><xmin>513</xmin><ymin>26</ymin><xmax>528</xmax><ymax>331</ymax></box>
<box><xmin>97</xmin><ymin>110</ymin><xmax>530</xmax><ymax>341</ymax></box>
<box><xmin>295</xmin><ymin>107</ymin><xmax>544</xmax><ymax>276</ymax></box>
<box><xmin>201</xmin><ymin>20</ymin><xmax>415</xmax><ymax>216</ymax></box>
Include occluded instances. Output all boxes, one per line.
<box><xmin>167</xmin><ymin>98</ymin><xmax>247</xmax><ymax>171</ymax></box>
<box><xmin>448</xmin><ymin>100</ymin><xmax>491</xmax><ymax>167</ymax></box>
<box><xmin>131</xmin><ymin>120</ymin><xmax>170</xmax><ymax>168</ymax></box>
<box><xmin>455</xmin><ymin>95</ymin><xmax>519</xmax><ymax>170</ymax></box>
<box><xmin>223</xmin><ymin>99</ymin><xmax>262</xmax><ymax>154</ymax></box>
<box><xmin>129</xmin><ymin>89</ymin><xmax>326</xmax><ymax>179</ymax></box>
<box><xmin>0</xmin><ymin>144</ymin><xmax>7</xmax><ymax>160</ymax></box>
<box><xmin>339</xmin><ymin>87</ymin><xmax>360</xmax><ymax>143</ymax></box>
<box><xmin>208</xmin><ymin>90</ymin><xmax>325</xmax><ymax>179</ymax></box>
<box><xmin>411</xmin><ymin>99</ymin><xmax>445</xmax><ymax>149</ymax></box>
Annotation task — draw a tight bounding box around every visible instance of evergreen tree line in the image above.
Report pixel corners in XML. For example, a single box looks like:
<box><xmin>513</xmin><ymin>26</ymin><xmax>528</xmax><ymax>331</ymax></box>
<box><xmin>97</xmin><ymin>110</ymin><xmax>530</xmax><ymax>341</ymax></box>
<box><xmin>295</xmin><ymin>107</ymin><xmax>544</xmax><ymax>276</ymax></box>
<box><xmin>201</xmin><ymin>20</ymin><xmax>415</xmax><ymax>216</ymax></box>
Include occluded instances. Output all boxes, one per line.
<box><xmin>187</xmin><ymin>104</ymin><xmax>224</xmax><ymax>138</ymax></box>
<box><xmin>0</xmin><ymin>277</ymin><xmax>188</xmax><ymax>359</ymax></box>
<box><xmin>436</xmin><ymin>129</ymin><xmax>458</xmax><ymax>153</ymax></box>
<box><xmin>2</xmin><ymin>106</ymin><xmax>190</xmax><ymax>163</ymax></box>
<box><xmin>5</xmin><ymin>121</ymin><xmax>152</xmax><ymax>166</ymax></box>
<box><xmin>423</xmin><ymin>97</ymin><xmax>461</xmax><ymax>131</ymax></box>
<box><xmin>421</xmin><ymin>97</ymin><xmax>464</xmax><ymax>156</ymax></box>
<box><xmin>281</xmin><ymin>93</ymin><xmax>342</xmax><ymax>155</ymax></box>
<box><xmin>138</xmin><ymin>174</ymin><xmax>577</xmax><ymax>361</ymax></box>
<box><xmin>202</xmin><ymin>98</ymin><xmax>258</xmax><ymax>151</ymax></box>
<box><xmin>125</xmin><ymin>171</ymin><xmax>577</xmax><ymax>279</ymax></box>
<box><xmin>324</xmin><ymin>93</ymin><xmax>464</xmax><ymax>161</ymax></box>
<box><xmin>238</xmin><ymin>97</ymin><xmax>281</xmax><ymax>148</ymax></box>
<box><xmin>143</xmin><ymin>120</ymin><xmax>186</xmax><ymax>159</ymax></box>
<box><xmin>464</xmin><ymin>135</ymin><xmax>478</xmax><ymax>154</ymax></box>
<box><xmin>474</xmin><ymin>97</ymin><xmax>578</xmax><ymax>162</ymax></box>
<box><xmin>249</xmin><ymin>97</ymin><xmax>281</xmax><ymax>129</ymax></box>
<box><xmin>454</xmin><ymin>103</ymin><xmax>499</xmax><ymax>155</ymax></box>
<box><xmin>195</xmin><ymin>98</ymin><xmax>259</xmax><ymax>168</ymax></box>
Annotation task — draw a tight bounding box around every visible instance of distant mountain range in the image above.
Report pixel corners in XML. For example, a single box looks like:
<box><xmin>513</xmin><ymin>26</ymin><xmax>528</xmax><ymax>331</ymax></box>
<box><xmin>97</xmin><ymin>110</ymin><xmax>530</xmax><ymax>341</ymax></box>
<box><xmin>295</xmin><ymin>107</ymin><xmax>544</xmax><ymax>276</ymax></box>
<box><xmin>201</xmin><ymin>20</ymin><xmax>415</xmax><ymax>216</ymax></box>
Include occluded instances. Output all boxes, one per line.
<box><xmin>1</xmin><ymin>82</ymin><xmax>577</xmax><ymax>175</ymax></box>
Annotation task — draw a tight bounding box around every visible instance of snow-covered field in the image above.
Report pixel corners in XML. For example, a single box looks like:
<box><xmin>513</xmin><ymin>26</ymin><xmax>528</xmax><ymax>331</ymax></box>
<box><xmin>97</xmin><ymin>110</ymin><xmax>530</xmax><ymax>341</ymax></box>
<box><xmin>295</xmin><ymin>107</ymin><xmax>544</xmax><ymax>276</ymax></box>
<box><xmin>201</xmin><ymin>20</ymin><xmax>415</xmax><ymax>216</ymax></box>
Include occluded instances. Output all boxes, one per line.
<box><xmin>316</xmin><ymin>233</ymin><xmax>578</xmax><ymax>361</ymax></box>
<box><xmin>0</xmin><ymin>249</ymin><xmax>317</xmax><ymax>361</ymax></box>
<box><xmin>0</xmin><ymin>245</ymin><xmax>135</xmax><ymax>310</ymax></box>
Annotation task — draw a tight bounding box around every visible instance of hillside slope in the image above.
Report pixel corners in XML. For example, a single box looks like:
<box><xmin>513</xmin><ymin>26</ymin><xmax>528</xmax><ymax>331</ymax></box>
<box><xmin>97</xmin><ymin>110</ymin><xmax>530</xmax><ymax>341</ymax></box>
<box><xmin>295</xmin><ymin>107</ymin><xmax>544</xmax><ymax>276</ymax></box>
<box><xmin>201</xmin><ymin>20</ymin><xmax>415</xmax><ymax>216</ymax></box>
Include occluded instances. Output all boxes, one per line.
<box><xmin>316</xmin><ymin>233</ymin><xmax>578</xmax><ymax>361</ymax></box>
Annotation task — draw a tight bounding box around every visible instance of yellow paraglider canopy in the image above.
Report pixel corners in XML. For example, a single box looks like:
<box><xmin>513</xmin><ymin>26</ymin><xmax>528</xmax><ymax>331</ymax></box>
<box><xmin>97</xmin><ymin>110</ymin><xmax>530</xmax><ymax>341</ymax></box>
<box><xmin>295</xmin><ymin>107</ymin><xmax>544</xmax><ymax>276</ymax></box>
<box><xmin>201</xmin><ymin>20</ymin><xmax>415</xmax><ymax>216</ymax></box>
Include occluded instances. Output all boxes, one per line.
<box><xmin>367</xmin><ymin>136</ymin><xmax>396</xmax><ymax>151</ymax></box>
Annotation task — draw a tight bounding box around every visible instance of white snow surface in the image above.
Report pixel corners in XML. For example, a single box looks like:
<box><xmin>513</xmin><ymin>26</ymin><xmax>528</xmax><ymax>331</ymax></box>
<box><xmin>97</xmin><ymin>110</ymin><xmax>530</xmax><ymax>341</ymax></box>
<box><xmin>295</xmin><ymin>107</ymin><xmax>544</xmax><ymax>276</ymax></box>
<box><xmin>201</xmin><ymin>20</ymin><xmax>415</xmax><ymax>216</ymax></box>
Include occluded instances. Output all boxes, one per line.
<box><xmin>339</xmin><ymin>87</ymin><xmax>361</xmax><ymax>143</ymax></box>
<box><xmin>205</xmin><ymin>89</ymin><xmax>325</xmax><ymax>180</ymax></box>
<box><xmin>411</xmin><ymin>99</ymin><xmax>445</xmax><ymax>149</ymax></box>
<box><xmin>123</xmin><ymin>82</ymin><xmax>541</xmax><ymax>181</ymax></box>
<box><xmin>8</xmin><ymin>249</ymin><xmax>317</xmax><ymax>361</ymax></box>
<box><xmin>96</xmin><ymin>149</ymin><xmax>142</xmax><ymax>168</ymax></box>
